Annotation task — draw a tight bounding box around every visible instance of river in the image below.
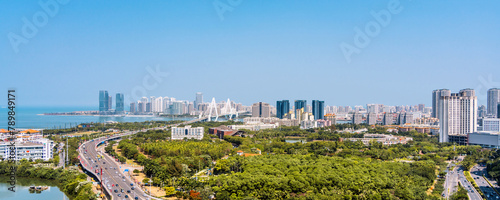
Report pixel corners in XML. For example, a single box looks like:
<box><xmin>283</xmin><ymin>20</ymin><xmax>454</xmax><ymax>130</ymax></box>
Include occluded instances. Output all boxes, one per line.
<box><xmin>0</xmin><ymin>177</ymin><xmax>69</xmax><ymax>200</ymax></box>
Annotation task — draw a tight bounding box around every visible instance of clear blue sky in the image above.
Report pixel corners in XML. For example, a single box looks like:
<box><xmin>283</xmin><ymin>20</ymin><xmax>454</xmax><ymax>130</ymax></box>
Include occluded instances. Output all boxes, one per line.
<box><xmin>1</xmin><ymin>0</ymin><xmax>499</xmax><ymax>108</ymax></box>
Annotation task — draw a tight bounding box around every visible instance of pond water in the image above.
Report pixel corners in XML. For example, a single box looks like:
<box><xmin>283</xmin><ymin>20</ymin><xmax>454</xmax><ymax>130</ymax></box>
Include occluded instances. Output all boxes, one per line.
<box><xmin>0</xmin><ymin>176</ymin><xmax>68</xmax><ymax>200</ymax></box>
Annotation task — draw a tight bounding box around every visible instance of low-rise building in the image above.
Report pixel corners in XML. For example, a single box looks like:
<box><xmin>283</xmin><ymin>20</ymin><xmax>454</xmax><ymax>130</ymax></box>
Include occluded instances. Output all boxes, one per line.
<box><xmin>171</xmin><ymin>126</ymin><xmax>204</xmax><ymax>140</ymax></box>
<box><xmin>0</xmin><ymin>138</ymin><xmax>54</xmax><ymax>161</ymax></box>
<box><xmin>228</xmin><ymin>124</ymin><xmax>277</xmax><ymax>131</ymax></box>
<box><xmin>468</xmin><ymin>131</ymin><xmax>500</xmax><ymax>148</ymax></box>
<box><xmin>340</xmin><ymin>134</ymin><xmax>412</xmax><ymax>146</ymax></box>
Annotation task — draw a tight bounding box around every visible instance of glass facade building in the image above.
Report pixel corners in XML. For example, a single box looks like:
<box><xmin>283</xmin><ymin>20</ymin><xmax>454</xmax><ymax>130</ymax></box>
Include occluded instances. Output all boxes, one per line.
<box><xmin>99</xmin><ymin>90</ymin><xmax>109</xmax><ymax>112</ymax></box>
<box><xmin>276</xmin><ymin>100</ymin><xmax>290</xmax><ymax>119</ymax></box>
<box><xmin>312</xmin><ymin>100</ymin><xmax>324</xmax><ymax>120</ymax></box>
<box><xmin>116</xmin><ymin>93</ymin><xmax>124</xmax><ymax>113</ymax></box>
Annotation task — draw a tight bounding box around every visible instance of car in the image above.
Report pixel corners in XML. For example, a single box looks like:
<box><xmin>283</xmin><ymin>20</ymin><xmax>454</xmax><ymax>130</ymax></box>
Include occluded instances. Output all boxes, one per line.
<box><xmin>127</xmin><ymin>190</ymin><xmax>130</xmax><ymax>193</ymax></box>
<box><xmin>103</xmin><ymin>162</ymin><xmax>106</xmax><ymax>164</ymax></box>
<box><xmin>118</xmin><ymin>194</ymin><xmax>121</xmax><ymax>197</ymax></box>
<box><xmin>131</xmin><ymin>187</ymin><xmax>134</xmax><ymax>190</ymax></box>
<box><xmin>122</xmin><ymin>176</ymin><xmax>125</xmax><ymax>179</ymax></box>
<box><xmin>116</xmin><ymin>171</ymin><xmax>118</xmax><ymax>174</ymax></box>
<box><xmin>123</xmin><ymin>179</ymin><xmax>126</xmax><ymax>182</ymax></box>
<box><xmin>135</xmin><ymin>197</ymin><xmax>139</xmax><ymax>200</ymax></box>
<box><xmin>114</xmin><ymin>189</ymin><xmax>118</xmax><ymax>193</ymax></box>
<box><xmin>116</xmin><ymin>184</ymin><xmax>119</xmax><ymax>187</ymax></box>
<box><xmin>130</xmin><ymin>183</ymin><xmax>134</xmax><ymax>186</ymax></box>
<box><xmin>125</xmin><ymin>195</ymin><xmax>129</xmax><ymax>198</ymax></box>
<box><xmin>121</xmin><ymin>189</ymin><xmax>124</xmax><ymax>193</ymax></box>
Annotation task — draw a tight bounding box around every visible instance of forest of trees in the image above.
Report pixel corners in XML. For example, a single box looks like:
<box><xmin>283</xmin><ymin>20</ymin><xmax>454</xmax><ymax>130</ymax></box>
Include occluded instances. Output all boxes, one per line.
<box><xmin>210</xmin><ymin>154</ymin><xmax>437</xmax><ymax>199</ymax></box>
<box><xmin>110</xmin><ymin>122</ymin><xmax>493</xmax><ymax>199</ymax></box>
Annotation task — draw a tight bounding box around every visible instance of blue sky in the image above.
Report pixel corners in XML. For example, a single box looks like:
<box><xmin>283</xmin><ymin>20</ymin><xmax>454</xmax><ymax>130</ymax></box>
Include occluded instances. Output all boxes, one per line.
<box><xmin>1</xmin><ymin>0</ymin><xmax>499</xmax><ymax>108</ymax></box>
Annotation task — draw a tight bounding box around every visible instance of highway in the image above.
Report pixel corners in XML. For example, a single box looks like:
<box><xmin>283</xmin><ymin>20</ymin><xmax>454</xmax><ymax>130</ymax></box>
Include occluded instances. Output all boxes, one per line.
<box><xmin>78</xmin><ymin>130</ymin><xmax>162</xmax><ymax>200</ymax></box>
<box><xmin>456</xmin><ymin>165</ymin><xmax>482</xmax><ymax>200</ymax></box>
<box><xmin>470</xmin><ymin>164</ymin><xmax>500</xmax><ymax>200</ymax></box>
<box><xmin>443</xmin><ymin>162</ymin><xmax>458</xmax><ymax>199</ymax></box>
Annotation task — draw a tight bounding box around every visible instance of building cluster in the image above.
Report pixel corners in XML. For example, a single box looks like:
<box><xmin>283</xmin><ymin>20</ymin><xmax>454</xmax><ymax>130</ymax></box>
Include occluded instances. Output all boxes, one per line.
<box><xmin>99</xmin><ymin>90</ymin><xmax>125</xmax><ymax>115</ymax></box>
<box><xmin>340</xmin><ymin>134</ymin><xmax>413</xmax><ymax>146</ymax></box>
<box><xmin>433</xmin><ymin>88</ymin><xmax>500</xmax><ymax>147</ymax></box>
<box><xmin>0</xmin><ymin>129</ymin><xmax>54</xmax><ymax>161</ymax></box>
<box><xmin>129</xmin><ymin>92</ymin><xmax>249</xmax><ymax>116</ymax></box>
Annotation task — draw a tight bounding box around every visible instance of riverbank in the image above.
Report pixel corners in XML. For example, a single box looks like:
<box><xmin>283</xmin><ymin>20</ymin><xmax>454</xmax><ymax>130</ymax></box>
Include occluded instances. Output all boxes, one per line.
<box><xmin>0</xmin><ymin>176</ymin><xmax>67</xmax><ymax>200</ymax></box>
<box><xmin>0</xmin><ymin>161</ymin><xmax>97</xmax><ymax>200</ymax></box>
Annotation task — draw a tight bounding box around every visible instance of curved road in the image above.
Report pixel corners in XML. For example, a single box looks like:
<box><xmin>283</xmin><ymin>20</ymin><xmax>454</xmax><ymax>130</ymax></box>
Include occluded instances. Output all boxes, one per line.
<box><xmin>78</xmin><ymin>128</ymin><xmax>168</xmax><ymax>200</ymax></box>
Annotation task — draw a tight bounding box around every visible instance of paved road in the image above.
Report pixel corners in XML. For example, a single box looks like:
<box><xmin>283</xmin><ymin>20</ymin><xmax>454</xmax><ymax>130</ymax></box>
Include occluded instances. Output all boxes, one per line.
<box><xmin>58</xmin><ymin>142</ymin><xmax>65</xmax><ymax>167</ymax></box>
<box><xmin>470</xmin><ymin>164</ymin><xmax>500</xmax><ymax>200</ymax></box>
<box><xmin>443</xmin><ymin>162</ymin><xmax>458</xmax><ymax>198</ymax></box>
<box><xmin>456</xmin><ymin>165</ymin><xmax>482</xmax><ymax>200</ymax></box>
<box><xmin>78</xmin><ymin>126</ymin><xmax>173</xmax><ymax>200</ymax></box>
<box><xmin>79</xmin><ymin>131</ymin><xmax>153</xmax><ymax>200</ymax></box>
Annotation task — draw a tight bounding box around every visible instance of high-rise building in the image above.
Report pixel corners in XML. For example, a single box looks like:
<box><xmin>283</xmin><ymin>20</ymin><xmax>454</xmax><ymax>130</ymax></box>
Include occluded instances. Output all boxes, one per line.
<box><xmin>383</xmin><ymin>113</ymin><xmax>393</xmax><ymax>125</ymax></box>
<box><xmin>367</xmin><ymin>113</ymin><xmax>377</xmax><ymax>125</ymax></box>
<box><xmin>294</xmin><ymin>100</ymin><xmax>306</xmax><ymax>116</ymax></box>
<box><xmin>432</xmin><ymin>89</ymin><xmax>451</xmax><ymax>118</ymax></box>
<box><xmin>276</xmin><ymin>100</ymin><xmax>290</xmax><ymax>119</ymax></box>
<box><xmin>418</xmin><ymin>104</ymin><xmax>425</xmax><ymax>112</ymax></box>
<box><xmin>130</xmin><ymin>102</ymin><xmax>136</xmax><ymax>113</ymax></box>
<box><xmin>116</xmin><ymin>93</ymin><xmax>124</xmax><ymax>113</ymax></box>
<box><xmin>137</xmin><ymin>101</ymin><xmax>145</xmax><ymax>113</ymax></box>
<box><xmin>367</xmin><ymin>104</ymin><xmax>379</xmax><ymax>114</ymax></box>
<box><xmin>488</xmin><ymin>88</ymin><xmax>500</xmax><ymax>117</ymax></box>
<box><xmin>398</xmin><ymin>113</ymin><xmax>414</xmax><ymax>125</ymax></box>
<box><xmin>312</xmin><ymin>100</ymin><xmax>325</xmax><ymax>120</ymax></box>
<box><xmin>478</xmin><ymin>105</ymin><xmax>487</xmax><ymax>118</ymax></box>
<box><xmin>99</xmin><ymin>90</ymin><xmax>109</xmax><ymax>112</ymax></box>
<box><xmin>252</xmin><ymin>102</ymin><xmax>270</xmax><ymax>118</ymax></box>
<box><xmin>438</xmin><ymin>89</ymin><xmax>478</xmax><ymax>143</ymax></box>
<box><xmin>194</xmin><ymin>92</ymin><xmax>203</xmax><ymax>111</ymax></box>
<box><xmin>352</xmin><ymin>113</ymin><xmax>362</xmax><ymax>125</ymax></box>
<box><xmin>108</xmin><ymin>95</ymin><xmax>112</xmax><ymax>110</ymax></box>
<box><xmin>498</xmin><ymin>104</ymin><xmax>500</xmax><ymax>118</ymax></box>
<box><xmin>171</xmin><ymin>101</ymin><xmax>184</xmax><ymax>115</ymax></box>
<box><xmin>146</xmin><ymin>102</ymin><xmax>152</xmax><ymax>113</ymax></box>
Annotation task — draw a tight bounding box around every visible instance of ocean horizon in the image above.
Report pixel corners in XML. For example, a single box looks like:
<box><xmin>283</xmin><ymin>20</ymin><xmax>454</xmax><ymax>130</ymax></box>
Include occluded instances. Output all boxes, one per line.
<box><xmin>0</xmin><ymin>106</ymin><xmax>193</xmax><ymax>130</ymax></box>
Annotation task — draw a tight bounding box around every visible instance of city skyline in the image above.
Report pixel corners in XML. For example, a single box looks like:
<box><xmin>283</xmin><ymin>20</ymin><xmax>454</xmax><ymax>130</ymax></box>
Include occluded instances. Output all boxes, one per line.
<box><xmin>1</xmin><ymin>1</ymin><xmax>500</xmax><ymax>107</ymax></box>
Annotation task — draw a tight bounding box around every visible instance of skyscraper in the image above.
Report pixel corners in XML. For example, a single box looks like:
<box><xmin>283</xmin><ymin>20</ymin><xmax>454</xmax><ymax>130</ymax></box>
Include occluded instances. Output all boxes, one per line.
<box><xmin>498</xmin><ymin>104</ymin><xmax>500</xmax><ymax>118</ymax></box>
<box><xmin>383</xmin><ymin>113</ymin><xmax>393</xmax><ymax>125</ymax></box>
<box><xmin>312</xmin><ymin>100</ymin><xmax>324</xmax><ymax>120</ymax></box>
<box><xmin>488</xmin><ymin>88</ymin><xmax>500</xmax><ymax>117</ymax></box>
<box><xmin>137</xmin><ymin>101</ymin><xmax>145</xmax><ymax>113</ymax></box>
<box><xmin>99</xmin><ymin>90</ymin><xmax>109</xmax><ymax>112</ymax></box>
<box><xmin>432</xmin><ymin>89</ymin><xmax>451</xmax><ymax>118</ymax></box>
<box><xmin>294</xmin><ymin>100</ymin><xmax>306</xmax><ymax>117</ymax></box>
<box><xmin>116</xmin><ymin>93</ymin><xmax>124</xmax><ymax>113</ymax></box>
<box><xmin>352</xmin><ymin>113</ymin><xmax>362</xmax><ymax>125</ymax></box>
<box><xmin>195</xmin><ymin>92</ymin><xmax>203</xmax><ymax>110</ymax></box>
<box><xmin>276</xmin><ymin>100</ymin><xmax>290</xmax><ymax>119</ymax></box>
<box><xmin>130</xmin><ymin>102</ymin><xmax>136</xmax><ymax>113</ymax></box>
<box><xmin>367</xmin><ymin>113</ymin><xmax>377</xmax><ymax>125</ymax></box>
<box><xmin>108</xmin><ymin>95</ymin><xmax>112</xmax><ymax>110</ymax></box>
<box><xmin>439</xmin><ymin>89</ymin><xmax>477</xmax><ymax>143</ymax></box>
<box><xmin>252</xmin><ymin>102</ymin><xmax>270</xmax><ymax>118</ymax></box>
